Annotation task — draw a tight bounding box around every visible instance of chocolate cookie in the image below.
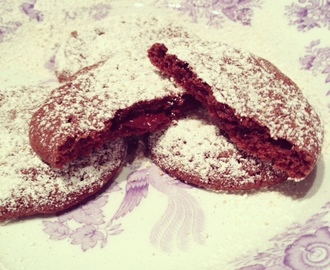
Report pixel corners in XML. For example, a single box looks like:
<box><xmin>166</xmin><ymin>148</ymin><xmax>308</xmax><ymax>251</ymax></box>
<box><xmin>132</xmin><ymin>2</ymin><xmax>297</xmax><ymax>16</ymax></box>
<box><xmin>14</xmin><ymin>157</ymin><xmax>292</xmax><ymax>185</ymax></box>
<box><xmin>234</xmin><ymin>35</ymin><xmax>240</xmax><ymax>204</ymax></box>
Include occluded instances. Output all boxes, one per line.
<box><xmin>30</xmin><ymin>15</ymin><xmax>201</xmax><ymax>168</ymax></box>
<box><xmin>30</xmin><ymin>57</ymin><xmax>198</xmax><ymax>168</ymax></box>
<box><xmin>0</xmin><ymin>84</ymin><xmax>127</xmax><ymax>222</ymax></box>
<box><xmin>148</xmin><ymin>111</ymin><xmax>288</xmax><ymax>191</ymax></box>
<box><xmin>148</xmin><ymin>42</ymin><xmax>323</xmax><ymax>181</ymax></box>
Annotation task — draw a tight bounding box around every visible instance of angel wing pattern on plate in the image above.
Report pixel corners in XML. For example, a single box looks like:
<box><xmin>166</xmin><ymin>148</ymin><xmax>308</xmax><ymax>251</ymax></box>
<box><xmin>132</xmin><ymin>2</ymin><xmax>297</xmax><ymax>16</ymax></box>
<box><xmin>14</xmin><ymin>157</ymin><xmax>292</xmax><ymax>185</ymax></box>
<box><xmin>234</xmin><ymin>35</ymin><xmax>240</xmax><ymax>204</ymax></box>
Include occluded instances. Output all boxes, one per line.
<box><xmin>42</xmin><ymin>164</ymin><xmax>205</xmax><ymax>252</ymax></box>
<box><xmin>112</xmin><ymin>164</ymin><xmax>206</xmax><ymax>253</ymax></box>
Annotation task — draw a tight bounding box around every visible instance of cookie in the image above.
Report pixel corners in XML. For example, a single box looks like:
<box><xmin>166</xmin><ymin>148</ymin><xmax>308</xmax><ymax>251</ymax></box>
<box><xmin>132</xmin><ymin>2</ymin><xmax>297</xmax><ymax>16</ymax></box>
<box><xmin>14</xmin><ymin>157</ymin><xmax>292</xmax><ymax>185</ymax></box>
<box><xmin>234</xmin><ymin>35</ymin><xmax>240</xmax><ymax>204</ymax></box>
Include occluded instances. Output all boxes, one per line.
<box><xmin>148</xmin><ymin>111</ymin><xmax>288</xmax><ymax>191</ymax></box>
<box><xmin>0</xmin><ymin>84</ymin><xmax>127</xmax><ymax>222</ymax></box>
<box><xmin>54</xmin><ymin>14</ymin><xmax>193</xmax><ymax>82</ymax></box>
<box><xmin>29</xmin><ymin>15</ymin><xmax>201</xmax><ymax>169</ymax></box>
<box><xmin>148</xmin><ymin>42</ymin><xmax>323</xmax><ymax>181</ymax></box>
<box><xmin>30</xmin><ymin>56</ymin><xmax>198</xmax><ymax>168</ymax></box>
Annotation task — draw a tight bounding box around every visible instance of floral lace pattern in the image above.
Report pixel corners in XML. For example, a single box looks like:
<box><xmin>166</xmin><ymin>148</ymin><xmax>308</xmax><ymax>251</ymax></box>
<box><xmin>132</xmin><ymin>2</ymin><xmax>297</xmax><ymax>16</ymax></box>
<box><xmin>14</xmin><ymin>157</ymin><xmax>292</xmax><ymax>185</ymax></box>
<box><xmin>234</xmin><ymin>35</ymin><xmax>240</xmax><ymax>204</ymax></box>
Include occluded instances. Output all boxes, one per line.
<box><xmin>0</xmin><ymin>0</ymin><xmax>45</xmax><ymax>43</ymax></box>
<box><xmin>0</xmin><ymin>1</ymin><xmax>23</xmax><ymax>43</ymax></box>
<box><xmin>42</xmin><ymin>182</ymin><xmax>124</xmax><ymax>251</ymax></box>
<box><xmin>42</xmin><ymin>165</ymin><xmax>205</xmax><ymax>252</ymax></box>
<box><xmin>301</xmin><ymin>40</ymin><xmax>330</xmax><ymax>76</ymax></box>
<box><xmin>21</xmin><ymin>0</ymin><xmax>43</xmax><ymax>22</ymax></box>
<box><xmin>300</xmin><ymin>40</ymin><xmax>330</xmax><ymax>98</ymax></box>
<box><xmin>233</xmin><ymin>1</ymin><xmax>330</xmax><ymax>269</ymax></box>
<box><xmin>285</xmin><ymin>0</ymin><xmax>330</xmax><ymax>31</ymax></box>
<box><xmin>63</xmin><ymin>3</ymin><xmax>112</xmax><ymax>21</ymax></box>
<box><xmin>155</xmin><ymin>0</ymin><xmax>262</xmax><ymax>27</ymax></box>
<box><xmin>1</xmin><ymin>0</ymin><xmax>329</xmax><ymax>268</ymax></box>
<box><xmin>234</xmin><ymin>203</ymin><xmax>330</xmax><ymax>269</ymax></box>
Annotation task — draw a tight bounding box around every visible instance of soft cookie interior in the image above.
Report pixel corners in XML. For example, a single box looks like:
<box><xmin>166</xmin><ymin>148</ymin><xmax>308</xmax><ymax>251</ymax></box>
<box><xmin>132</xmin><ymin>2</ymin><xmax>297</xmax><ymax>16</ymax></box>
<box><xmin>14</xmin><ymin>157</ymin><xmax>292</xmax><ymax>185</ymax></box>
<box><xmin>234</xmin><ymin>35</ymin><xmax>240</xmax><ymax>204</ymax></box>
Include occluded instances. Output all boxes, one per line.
<box><xmin>0</xmin><ymin>84</ymin><xmax>127</xmax><ymax>223</ymax></box>
<box><xmin>148</xmin><ymin>43</ymin><xmax>323</xmax><ymax>181</ymax></box>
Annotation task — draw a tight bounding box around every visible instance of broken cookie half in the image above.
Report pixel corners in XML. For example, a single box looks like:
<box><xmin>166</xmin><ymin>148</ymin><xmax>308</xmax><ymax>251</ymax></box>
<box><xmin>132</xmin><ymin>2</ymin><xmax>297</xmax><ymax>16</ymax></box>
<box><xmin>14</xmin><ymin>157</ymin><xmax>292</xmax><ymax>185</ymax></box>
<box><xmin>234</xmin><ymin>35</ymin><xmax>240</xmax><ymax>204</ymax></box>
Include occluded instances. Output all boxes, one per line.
<box><xmin>0</xmin><ymin>84</ymin><xmax>127</xmax><ymax>222</ymax></box>
<box><xmin>148</xmin><ymin>42</ymin><xmax>323</xmax><ymax>181</ymax></box>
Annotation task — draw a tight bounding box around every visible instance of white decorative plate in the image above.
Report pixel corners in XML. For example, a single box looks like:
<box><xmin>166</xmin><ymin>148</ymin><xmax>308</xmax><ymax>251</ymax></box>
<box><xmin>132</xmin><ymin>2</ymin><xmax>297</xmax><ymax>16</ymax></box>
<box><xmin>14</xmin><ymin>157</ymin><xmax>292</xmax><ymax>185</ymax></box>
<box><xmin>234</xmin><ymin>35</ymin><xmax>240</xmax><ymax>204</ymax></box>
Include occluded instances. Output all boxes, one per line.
<box><xmin>1</xmin><ymin>1</ymin><xmax>329</xmax><ymax>269</ymax></box>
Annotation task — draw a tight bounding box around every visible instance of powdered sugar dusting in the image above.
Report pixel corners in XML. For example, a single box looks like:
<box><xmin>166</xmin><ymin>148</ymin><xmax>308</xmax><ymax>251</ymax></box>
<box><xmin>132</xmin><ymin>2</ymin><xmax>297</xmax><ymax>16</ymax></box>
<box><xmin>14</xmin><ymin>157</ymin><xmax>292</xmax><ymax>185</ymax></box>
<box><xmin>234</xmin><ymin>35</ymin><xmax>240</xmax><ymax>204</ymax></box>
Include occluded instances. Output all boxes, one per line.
<box><xmin>54</xmin><ymin>14</ymin><xmax>193</xmax><ymax>81</ymax></box>
<box><xmin>164</xmin><ymin>40</ymin><xmax>323</xmax><ymax>155</ymax></box>
<box><xmin>30</xmin><ymin>15</ymin><xmax>196</xmax><ymax>167</ymax></box>
<box><xmin>0</xmin><ymin>83</ymin><xmax>127</xmax><ymax>222</ymax></box>
<box><xmin>149</xmin><ymin>111</ymin><xmax>286</xmax><ymax>190</ymax></box>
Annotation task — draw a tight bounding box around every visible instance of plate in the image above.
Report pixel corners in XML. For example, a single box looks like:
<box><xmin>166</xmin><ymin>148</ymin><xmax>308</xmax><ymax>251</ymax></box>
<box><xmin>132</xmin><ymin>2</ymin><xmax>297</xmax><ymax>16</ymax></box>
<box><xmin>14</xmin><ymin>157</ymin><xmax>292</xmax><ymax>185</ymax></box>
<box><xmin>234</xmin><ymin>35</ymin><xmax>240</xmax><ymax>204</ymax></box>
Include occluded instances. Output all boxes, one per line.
<box><xmin>0</xmin><ymin>1</ymin><xmax>329</xmax><ymax>269</ymax></box>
